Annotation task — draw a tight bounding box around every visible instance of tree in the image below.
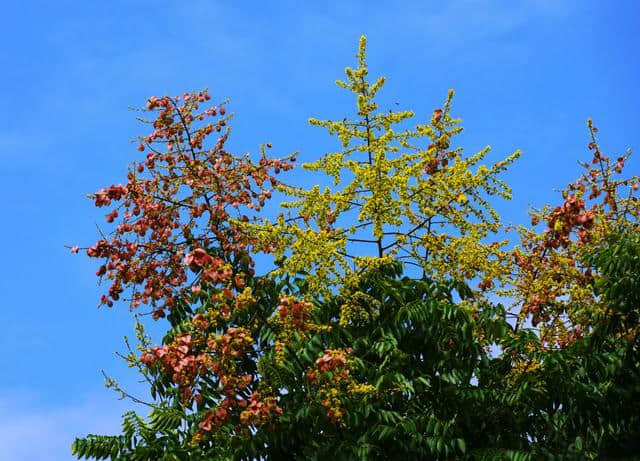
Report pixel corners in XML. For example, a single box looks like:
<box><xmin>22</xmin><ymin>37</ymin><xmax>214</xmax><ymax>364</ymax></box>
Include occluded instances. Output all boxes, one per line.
<box><xmin>72</xmin><ymin>37</ymin><xmax>640</xmax><ymax>460</ymax></box>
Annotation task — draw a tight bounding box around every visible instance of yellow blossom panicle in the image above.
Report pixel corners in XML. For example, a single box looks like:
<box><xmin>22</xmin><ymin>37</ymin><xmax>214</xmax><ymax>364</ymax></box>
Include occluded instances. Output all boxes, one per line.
<box><xmin>249</xmin><ymin>36</ymin><xmax>520</xmax><ymax>302</ymax></box>
<box><xmin>305</xmin><ymin>348</ymin><xmax>375</xmax><ymax>425</ymax></box>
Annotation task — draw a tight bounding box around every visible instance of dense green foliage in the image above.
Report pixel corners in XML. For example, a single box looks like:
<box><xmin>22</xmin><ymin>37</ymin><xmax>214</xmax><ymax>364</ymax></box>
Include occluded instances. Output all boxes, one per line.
<box><xmin>74</xmin><ymin>232</ymin><xmax>640</xmax><ymax>459</ymax></box>
<box><xmin>72</xmin><ymin>38</ymin><xmax>639</xmax><ymax>461</ymax></box>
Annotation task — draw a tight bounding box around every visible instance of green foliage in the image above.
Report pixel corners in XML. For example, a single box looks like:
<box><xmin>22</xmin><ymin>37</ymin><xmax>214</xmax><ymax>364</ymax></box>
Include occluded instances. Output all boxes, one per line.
<box><xmin>72</xmin><ymin>409</ymin><xmax>214</xmax><ymax>461</ymax></box>
<box><xmin>74</xmin><ymin>37</ymin><xmax>640</xmax><ymax>461</ymax></box>
<box><xmin>73</xmin><ymin>233</ymin><xmax>640</xmax><ymax>460</ymax></box>
<box><xmin>483</xmin><ymin>231</ymin><xmax>640</xmax><ymax>459</ymax></box>
<box><xmin>232</xmin><ymin>260</ymin><xmax>512</xmax><ymax>459</ymax></box>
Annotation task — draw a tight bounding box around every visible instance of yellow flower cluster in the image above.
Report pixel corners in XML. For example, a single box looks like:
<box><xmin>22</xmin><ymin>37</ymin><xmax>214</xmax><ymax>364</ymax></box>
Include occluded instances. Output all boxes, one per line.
<box><xmin>339</xmin><ymin>291</ymin><xmax>380</xmax><ymax>326</ymax></box>
<box><xmin>508</xmin><ymin>357</ymin><xmax>543</xmax><ymax>384</ymax></box>
<box><xmin>307</xmin><ymin>347</ymin><xmax>375</xmax><ymax>426</ymax></box>
<box><xmin>234</xmin><ymin>287</ymin><xmax>256</xmax><ymax>310</ymax></box>
<box><xmin>347</xmin><ymin>382</ymin><xmax>377</xmax><ymax>395</ymax></box>
<box><xmin>245</xmin><ymin>35</ymin><xmax>519</xmax><ymax>302</ymax></box>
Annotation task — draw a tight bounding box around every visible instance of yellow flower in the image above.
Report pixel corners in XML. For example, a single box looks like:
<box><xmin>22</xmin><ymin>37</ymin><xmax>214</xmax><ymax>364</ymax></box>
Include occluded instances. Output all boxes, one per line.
<box><xmin>241</xmin><ymin>36</ymin><xmax>519</xmax><ymax>307</ymax></box>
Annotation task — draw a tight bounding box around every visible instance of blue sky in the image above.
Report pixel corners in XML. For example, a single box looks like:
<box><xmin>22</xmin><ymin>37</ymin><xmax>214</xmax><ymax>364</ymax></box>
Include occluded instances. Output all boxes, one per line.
<box><xmin>1</xmin><ymin>1</ymin><xmax>639</xmax><ymax>459</ymax></box>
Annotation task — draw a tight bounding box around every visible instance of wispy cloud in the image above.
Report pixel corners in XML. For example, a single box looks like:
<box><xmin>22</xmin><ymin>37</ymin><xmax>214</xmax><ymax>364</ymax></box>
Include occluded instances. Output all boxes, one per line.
<box><xmin>403</xmin><ymin>0</ymin><xmax>575</xmax><ymax>41</ymax></box>
<box><xmin>0</xmin><ymin>391</ymin><xmax>134</xmax><ymax>461</ymax></box>
<box><xmin>0</xmin><ymin>132</ymin><xmax>53</xmax><ymax>162</ymax></box>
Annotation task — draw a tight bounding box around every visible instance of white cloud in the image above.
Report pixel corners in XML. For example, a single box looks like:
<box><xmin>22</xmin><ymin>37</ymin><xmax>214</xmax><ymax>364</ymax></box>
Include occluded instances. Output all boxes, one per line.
<box><xmin>399</xmin><ymin>0</ymin><xmax>577</xmax><ymax>44</ymax></box>
<box><xmin>0</xmin><ymin>132</ymin><xmax>52</xmax><ymax>162</ymax></box>
<box><xmin>0</xmin><ymin>391</ymin><xmax>137</xmax><ymax>461</ymax></box>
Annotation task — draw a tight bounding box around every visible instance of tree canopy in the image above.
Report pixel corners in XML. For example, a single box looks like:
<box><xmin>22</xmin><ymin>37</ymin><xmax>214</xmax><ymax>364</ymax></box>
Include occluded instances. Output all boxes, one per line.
<box><xmin>72</xmin><ymin>37</ymin><xmax>640</xmax><ymax>460</ymax></box>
